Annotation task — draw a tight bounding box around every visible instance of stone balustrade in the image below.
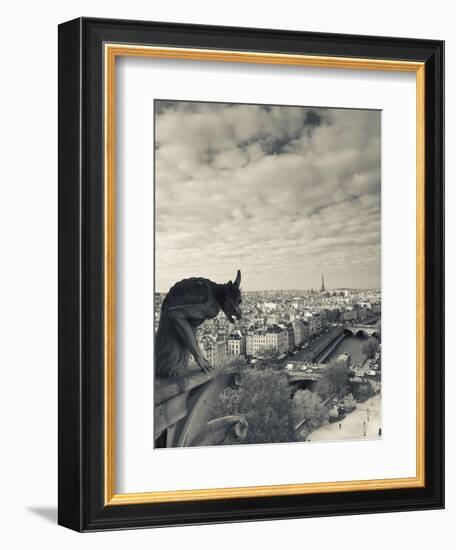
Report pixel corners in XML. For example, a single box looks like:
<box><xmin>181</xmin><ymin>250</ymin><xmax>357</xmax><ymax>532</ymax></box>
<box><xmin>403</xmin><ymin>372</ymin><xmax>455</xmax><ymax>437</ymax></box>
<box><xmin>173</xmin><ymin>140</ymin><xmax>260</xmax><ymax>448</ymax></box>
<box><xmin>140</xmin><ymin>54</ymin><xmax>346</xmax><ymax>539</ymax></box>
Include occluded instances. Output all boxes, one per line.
<box><xmin>155</xmin><ymin>365</ymin><xmax>247</xmax><ymax>448</ymax></box>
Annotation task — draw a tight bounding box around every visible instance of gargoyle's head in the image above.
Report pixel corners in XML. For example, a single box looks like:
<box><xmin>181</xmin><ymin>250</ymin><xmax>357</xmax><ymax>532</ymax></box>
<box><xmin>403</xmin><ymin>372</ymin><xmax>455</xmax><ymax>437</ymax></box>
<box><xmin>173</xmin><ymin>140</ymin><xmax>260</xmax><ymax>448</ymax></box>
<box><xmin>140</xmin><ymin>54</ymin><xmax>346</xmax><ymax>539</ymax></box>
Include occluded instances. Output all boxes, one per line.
<box><xmin>220</xmin><ymin>270</ymin><xmax>242</xmax><ymax>324</ymax></box>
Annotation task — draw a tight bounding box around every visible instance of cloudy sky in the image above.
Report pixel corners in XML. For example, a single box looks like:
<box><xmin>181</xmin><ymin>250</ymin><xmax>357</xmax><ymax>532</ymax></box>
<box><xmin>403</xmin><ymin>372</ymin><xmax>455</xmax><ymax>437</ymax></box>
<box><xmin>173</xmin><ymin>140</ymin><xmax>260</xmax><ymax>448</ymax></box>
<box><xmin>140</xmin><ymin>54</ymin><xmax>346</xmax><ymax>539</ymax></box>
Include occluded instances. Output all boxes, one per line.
<box><xmin>155</xmin><ymin>100</ymin><xmax>381</xmax><ymax>292</ymax></box>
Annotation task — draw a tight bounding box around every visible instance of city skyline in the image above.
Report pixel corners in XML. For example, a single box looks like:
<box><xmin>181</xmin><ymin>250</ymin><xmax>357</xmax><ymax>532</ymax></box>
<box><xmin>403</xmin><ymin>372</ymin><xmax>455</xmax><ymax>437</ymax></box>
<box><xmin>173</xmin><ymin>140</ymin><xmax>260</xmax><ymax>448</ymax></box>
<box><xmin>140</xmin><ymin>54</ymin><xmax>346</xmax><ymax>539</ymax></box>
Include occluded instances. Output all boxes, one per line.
<box><xmin>155</xmin><ymin>100</ymin><xmax>381</xmax><ymax>293</ymax></box>
<box><xmin>154</xmin><ymin>283</ymin><xmax>381</xmax><ymax>293</ymax></box>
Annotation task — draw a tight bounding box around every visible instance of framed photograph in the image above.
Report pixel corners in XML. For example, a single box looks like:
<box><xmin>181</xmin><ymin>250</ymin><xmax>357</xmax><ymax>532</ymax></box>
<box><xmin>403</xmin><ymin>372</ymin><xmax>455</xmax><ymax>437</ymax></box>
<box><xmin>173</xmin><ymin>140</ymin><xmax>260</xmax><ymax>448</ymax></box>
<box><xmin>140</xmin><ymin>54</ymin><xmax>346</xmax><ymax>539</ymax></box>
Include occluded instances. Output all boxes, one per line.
<box><xmin>58</xmin><ymin>17</ymin><xmax>444</xmax><ymax>531</ymax></box>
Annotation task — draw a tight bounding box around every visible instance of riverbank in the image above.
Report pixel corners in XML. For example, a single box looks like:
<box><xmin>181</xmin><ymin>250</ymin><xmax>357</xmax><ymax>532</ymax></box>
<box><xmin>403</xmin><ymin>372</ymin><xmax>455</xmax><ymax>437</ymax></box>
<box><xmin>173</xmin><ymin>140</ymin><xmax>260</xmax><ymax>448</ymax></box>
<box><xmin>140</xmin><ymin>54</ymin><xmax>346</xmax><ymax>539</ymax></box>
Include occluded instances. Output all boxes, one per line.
<box><xmin>305</xmin><ymin>394</ymin><xmax>382</xmax><ymax>442</ymax></box>
<box><xmin>292</xmin><ymin>327</ymin><xmax>343</xmax><ymax>363</ymax></box>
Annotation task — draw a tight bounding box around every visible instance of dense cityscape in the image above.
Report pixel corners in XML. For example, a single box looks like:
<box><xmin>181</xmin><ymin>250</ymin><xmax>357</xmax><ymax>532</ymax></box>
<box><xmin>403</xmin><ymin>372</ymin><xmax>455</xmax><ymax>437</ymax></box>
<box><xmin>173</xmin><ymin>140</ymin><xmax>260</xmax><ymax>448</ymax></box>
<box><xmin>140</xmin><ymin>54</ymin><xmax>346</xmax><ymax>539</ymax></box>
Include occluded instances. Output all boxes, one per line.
<box><xmin>154</xmin><ymin>274</ymin><xmax>381</xmax><ymax>369</ymax></box>
<box><xmin>155</xmin><ymin>275</ymin><xmax>382</xmax><ymax>444</ymax></box>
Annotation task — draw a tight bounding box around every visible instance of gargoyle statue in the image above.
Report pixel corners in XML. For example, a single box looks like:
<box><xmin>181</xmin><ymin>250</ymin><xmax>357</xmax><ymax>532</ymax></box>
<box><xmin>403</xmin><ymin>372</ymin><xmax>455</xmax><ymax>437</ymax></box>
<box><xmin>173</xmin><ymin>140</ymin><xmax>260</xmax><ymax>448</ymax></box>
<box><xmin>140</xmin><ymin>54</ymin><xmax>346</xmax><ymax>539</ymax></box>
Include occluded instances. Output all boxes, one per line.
<box><xmin>155</xmin><ymin>270</ymin><xmax>242</xmax><ymax>378</ymax></box>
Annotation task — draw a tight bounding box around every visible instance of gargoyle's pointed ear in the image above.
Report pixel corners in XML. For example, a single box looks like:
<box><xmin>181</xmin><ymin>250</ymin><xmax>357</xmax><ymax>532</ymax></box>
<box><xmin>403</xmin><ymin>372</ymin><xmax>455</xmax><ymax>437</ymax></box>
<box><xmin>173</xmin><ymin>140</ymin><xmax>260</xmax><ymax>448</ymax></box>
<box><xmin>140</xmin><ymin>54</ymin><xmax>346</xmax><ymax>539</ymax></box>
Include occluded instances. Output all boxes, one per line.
<box><xmin>234</xmin><ymin>269</ymin><xmax>241</xmax><ymax>288</ymax></box>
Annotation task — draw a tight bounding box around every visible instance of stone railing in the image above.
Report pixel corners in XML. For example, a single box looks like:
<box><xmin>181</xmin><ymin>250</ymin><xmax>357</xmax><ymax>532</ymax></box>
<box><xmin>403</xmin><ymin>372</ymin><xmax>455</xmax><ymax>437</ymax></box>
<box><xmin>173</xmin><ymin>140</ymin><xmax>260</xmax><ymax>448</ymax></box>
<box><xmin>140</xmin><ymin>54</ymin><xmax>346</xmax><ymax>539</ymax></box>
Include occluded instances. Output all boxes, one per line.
<box><xmin>154</xmin><ymin>366</ymin><xmax>248</xmax><ymax>448</ymax></box>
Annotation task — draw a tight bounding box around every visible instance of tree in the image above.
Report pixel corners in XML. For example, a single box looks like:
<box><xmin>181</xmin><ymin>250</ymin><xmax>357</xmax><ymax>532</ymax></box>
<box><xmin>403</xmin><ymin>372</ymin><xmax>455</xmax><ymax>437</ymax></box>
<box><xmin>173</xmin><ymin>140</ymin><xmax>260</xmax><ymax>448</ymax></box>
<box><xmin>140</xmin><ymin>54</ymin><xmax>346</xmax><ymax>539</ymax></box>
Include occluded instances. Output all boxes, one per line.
<box><xmin>326</xmin><ymin>308</ymin><xmax>340</xmax><ymax>323</ymax></box>
<box><xmin>255</xmin><ymin>347</ymin><xmax>282</xmax><ymax>370</ymax></box>
<box><xmin>292</xmin><ymin>390</ymin><xmax>329</xmax><ymax>439</ymax></box>
<box><xmin>225</xmin><ymin>356</ymin><xmax>247</xmax><ymax>369</ymax></box>
<box><xmin>362</xmin><ymin>337</ymin><xmax>379</xmax><ymax>359</ymax></box>
<box><xmin>375</xmin><ymin>321</ymin><xmax>382</xmax><ymax>342</ymax></box>
<box><xmin>315</xmin><ymin>361</ymin><xmax>350</xmax><ymax>401</ymax></box>
<box><xmin>210</xmin><ymin>368</ymin><xmax>295</xmax><ymax>444</ymax></box>
<box><xmin>350</xmin><ymin>380</ymin><xmax>374</xmax><ymax>402</ymax></box>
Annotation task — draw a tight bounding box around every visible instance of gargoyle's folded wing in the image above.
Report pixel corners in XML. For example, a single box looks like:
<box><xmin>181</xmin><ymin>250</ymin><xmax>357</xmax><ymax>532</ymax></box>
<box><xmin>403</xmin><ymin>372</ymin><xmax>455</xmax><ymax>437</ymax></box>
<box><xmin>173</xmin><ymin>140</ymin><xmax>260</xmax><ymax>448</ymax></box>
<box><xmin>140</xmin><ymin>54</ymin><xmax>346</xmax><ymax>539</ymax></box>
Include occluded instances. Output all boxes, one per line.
<box><xmin>163</xmin><ymin>278</ymin><xmax>210</xmax><ymax>309</ymax></box>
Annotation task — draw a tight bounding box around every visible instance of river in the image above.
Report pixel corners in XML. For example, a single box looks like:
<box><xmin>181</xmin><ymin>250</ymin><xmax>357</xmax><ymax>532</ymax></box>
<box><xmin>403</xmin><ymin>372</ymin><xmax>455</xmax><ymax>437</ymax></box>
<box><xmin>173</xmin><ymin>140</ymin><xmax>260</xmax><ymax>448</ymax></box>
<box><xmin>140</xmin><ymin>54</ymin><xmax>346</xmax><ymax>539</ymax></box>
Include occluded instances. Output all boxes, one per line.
<box><xmin>324</xmin><ymin>334</ymin><xmax>368</xmax><ymax>364</ymax></box>
<box><xmin>292</xmin><ymin>330</ymin><xmax>370</xmax><ymax>366</ymax></box>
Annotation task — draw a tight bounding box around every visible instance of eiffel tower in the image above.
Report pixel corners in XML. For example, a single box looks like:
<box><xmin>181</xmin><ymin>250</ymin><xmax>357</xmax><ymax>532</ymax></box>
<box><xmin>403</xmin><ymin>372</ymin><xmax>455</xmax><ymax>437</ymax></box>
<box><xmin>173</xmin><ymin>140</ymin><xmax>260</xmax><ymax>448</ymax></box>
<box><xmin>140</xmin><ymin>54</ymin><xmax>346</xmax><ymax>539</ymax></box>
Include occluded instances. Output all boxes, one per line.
<box><xmin>320</xmin><ymin>273</ymin><xmax>326</xmax><ymax>293</ymax></box>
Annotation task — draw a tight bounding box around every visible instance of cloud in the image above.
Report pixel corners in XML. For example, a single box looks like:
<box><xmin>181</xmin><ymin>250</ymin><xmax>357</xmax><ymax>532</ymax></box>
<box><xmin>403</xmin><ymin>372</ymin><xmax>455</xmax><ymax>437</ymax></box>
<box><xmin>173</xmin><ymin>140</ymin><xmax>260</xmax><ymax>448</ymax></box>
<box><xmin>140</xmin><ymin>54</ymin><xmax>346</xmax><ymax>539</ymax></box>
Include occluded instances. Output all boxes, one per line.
<box><xmin>155</xmin><ymin>100</ymin><xmax>381</xmax><ymax>291</ymax></box>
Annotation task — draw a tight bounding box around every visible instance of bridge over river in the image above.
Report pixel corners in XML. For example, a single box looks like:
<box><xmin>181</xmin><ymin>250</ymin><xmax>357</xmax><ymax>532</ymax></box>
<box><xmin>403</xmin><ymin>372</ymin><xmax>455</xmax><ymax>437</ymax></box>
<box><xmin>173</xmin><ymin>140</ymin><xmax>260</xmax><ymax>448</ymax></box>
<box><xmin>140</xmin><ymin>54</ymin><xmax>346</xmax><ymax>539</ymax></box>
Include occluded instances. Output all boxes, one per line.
<box><xmin>286</xmin><ymin>370</ymin><xmax>324</xmax><ymax>385</ymax></box>
<box><xmin>292</xmin><ymin>319</ymin><xmax>380</xmax><ymax>364</ymax></box>
<box><xmin>285</xmin><ymin>318</ymin><xmax>380</xmax><ymax>388</ymax></box>
<box><xmin>343</xmin><ymin>324</ymin><xmax>380</xmax><ymax>338</ymax></box>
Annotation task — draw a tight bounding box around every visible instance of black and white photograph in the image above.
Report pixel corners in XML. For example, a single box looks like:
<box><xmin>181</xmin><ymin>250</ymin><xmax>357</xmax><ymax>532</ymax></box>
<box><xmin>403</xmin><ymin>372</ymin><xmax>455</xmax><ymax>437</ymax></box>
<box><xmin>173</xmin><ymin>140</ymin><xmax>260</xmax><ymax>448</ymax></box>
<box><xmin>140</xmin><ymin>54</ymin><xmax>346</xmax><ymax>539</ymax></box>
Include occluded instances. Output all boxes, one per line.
<box><xmin>154</xmin><ymin>100</ymin><xmax>382</xmax><ymax>448</ymax></box>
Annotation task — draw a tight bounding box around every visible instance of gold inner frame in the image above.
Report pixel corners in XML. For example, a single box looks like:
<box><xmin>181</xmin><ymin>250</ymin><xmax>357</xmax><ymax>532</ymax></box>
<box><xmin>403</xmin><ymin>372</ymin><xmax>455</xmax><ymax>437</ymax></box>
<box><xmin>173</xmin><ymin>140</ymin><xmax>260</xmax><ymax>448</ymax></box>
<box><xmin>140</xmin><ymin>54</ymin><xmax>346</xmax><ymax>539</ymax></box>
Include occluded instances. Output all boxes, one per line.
<box><xmin>104</xmin><ymin>44</ymin><xmax>426</xmax><ymax>506</ymax></box>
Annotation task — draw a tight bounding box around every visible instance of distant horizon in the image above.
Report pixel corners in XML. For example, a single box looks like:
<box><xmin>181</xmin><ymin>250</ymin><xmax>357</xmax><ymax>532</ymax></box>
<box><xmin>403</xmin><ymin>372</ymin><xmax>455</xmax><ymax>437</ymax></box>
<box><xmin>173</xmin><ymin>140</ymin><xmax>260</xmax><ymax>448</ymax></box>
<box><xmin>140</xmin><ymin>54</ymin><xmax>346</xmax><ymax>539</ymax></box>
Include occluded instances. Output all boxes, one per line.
<box><xmin>155</xmin><ymin>285</ymin><xmax>381</xmax><ymax>294</ymax></box>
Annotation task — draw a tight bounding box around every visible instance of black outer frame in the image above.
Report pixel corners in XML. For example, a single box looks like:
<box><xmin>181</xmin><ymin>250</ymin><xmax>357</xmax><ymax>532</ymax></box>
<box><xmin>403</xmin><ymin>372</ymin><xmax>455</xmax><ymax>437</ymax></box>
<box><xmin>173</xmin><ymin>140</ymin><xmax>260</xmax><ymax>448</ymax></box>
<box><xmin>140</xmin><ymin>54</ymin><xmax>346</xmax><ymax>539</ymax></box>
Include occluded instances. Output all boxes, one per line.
<box><xmin>58</xmin><ymin>17</ymin><xmax>444</xmax><ymax>532</ymax></box>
